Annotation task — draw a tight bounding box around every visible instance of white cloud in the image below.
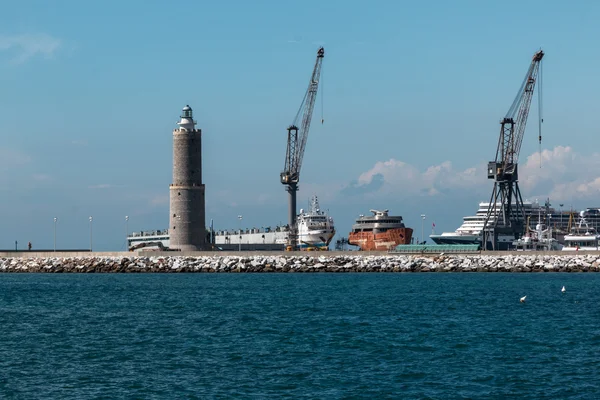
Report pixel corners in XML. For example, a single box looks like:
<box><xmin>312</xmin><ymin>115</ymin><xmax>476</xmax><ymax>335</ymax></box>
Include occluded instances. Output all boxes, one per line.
<box><xmin>520</xmin><ymin>146</ymin><xmax>600</xmax><ymax>202</ymax></box>
<box><xmin>343</xmin><ymin>146</ymin><xmax>600</xmax><ymax>204</ymax></box>
<box><xmin>346</xmin><ymin>158</ymin><xmax>485</xmax><ymax>198</ymax></box>
<box><xmin>0</xmin><ymin>33</ymin><xmax>61</xmax><ymax>64</ymax></box>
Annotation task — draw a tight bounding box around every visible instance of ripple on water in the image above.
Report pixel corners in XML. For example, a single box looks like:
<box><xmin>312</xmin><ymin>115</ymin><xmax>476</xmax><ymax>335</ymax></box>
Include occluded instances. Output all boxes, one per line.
<box><xmin>1</xmin><ymin>273</ymin><xmax>600</xmax><ymax>398</ymax></box>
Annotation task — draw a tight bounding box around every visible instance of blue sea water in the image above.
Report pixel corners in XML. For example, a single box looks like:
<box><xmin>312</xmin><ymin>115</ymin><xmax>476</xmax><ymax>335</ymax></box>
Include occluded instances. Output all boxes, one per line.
<box><xmin>1</xmin><ymin>273</ymin><xmax>599</xmax><ymax>399</ymax></box>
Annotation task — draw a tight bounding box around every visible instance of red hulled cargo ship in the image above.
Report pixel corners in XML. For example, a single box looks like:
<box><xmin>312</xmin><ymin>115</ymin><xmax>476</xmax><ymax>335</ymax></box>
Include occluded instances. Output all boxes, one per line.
<box><xmin>348</xmin><ymin>209</ymin><xmax>413</xmax><ymax>251</ymax></box>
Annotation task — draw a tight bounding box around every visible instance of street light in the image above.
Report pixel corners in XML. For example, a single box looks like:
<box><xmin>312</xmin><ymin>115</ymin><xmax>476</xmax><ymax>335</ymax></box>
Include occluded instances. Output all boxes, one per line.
<box><xmin>238</xmin><ymin>215</ymin><xmax>243</xmax><ymax>251</ymax></box>
<box><xmin>53</xmin><ymin>217</ymin><xmax>57</xmax><ymax>252</ymax></box>
<box><xmin>420</xmin><ymin>214</ymin><xmax>426</xmax><ymax>244</ymax></box>
<box><xmin>89</xmin><ymin>216</ymin><xmax>93</xmax><ymax>252</ymax></box>
<box><xmin>125</xmin><ymin>215</ymin><xmax>129</xmax><ymax>250</ymax></box>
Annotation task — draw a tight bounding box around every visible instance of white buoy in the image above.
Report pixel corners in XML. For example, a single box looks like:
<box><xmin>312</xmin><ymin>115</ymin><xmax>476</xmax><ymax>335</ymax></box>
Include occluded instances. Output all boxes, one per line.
<box><xmin>520</xmin><ymin>295</ymin><xmax>527</xmax><ymax>303</ymax></box>
<box><xmin>562</xmin><ymin>286</ymin><xmax>566</xmax><ymax>293</ymax></box>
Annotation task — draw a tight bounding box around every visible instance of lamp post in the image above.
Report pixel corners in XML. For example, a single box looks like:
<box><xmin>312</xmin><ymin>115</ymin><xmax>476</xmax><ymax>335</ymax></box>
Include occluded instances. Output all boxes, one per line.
<box><xmin>53</xmin><ymin>217</ymin><xmax>57</xmax><ymax>252</ymax></box>
<box><xmin>238</xmin><ymin>215</ymin><xmax>243</xmax><ymax>252</ymax></box>
<box><xmin>125</xmin><ymin>215</ymin><xmax>129</xmax><ymax>249</ymax></box>
<box><xmin>420</xmin><ymin>214</ymin><xmax>426</xmax><ymax>244</ymax></box>
<box><xmin>89</xmin><ymin>216</ymin><xmax>93</xmax><ymax>252</ymax></box>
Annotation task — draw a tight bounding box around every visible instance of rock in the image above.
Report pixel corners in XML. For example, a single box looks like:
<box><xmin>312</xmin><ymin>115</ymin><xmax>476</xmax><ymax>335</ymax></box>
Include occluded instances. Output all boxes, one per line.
<box><xmin>0</xmin><ymin>253</ymin><xmax>600</xmax><ymax>273</ymax></box>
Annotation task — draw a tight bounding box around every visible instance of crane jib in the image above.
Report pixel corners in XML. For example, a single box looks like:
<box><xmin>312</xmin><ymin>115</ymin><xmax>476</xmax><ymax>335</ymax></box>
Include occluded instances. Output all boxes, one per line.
<box><xmin>496</xmin><ymin>50</ymin><xmax>543</xmax><ymax>170</ymax></box>
<box><xmin>281</xmin><ymin>47</ymin><xmax>324</xmax><ymax>183</ymax></box>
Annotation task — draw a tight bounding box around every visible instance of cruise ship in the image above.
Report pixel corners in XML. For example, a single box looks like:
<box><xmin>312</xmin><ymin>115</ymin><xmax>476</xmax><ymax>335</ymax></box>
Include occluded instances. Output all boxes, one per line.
<box><xmin>429</xmin><ymin>200</ymin><xmax>563</xmax><ymax>250</ymax></box>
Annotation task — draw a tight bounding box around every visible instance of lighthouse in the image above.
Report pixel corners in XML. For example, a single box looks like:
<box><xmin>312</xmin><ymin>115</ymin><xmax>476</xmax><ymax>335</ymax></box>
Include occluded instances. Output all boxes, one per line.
<box><xmin>169</xmin><ymin>105</ymin><xmax>206</xmax><ymax>251</ymax></box>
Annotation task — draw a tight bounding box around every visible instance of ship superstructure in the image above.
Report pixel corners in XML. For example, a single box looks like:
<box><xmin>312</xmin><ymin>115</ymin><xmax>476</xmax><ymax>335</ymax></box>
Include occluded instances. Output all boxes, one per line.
<box><xmin>562</xmin><ymin>211</ymin><xmax>600</xmax><ymax>251</ymax></box>
<box><xmin>296</xmin><ymin>196</ymin><xmax>335</xmax><ymax>250</ymax></box>
<box><xmin>128</xmin><ymin>230</ymin><xmax>170</xmax><ymax>251</ymax></box>
<box><xmin>214</xmin><ymin>226</ymin><xmax>290</xmax><ymax>251</ymax></box>
<box><xmin>348</xmin><ymin>209</ymin><xmax>413</xmax><ymax>251</ymax></box>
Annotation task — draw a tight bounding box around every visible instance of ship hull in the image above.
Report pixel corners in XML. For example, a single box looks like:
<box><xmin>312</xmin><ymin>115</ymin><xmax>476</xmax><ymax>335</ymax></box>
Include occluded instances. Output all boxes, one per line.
<box><xmin>430</xmin><ymin>234</ymin><xmax>479</xmax><ymax>246</ymax></box>
<box><xmin>430</xmin><ymin>234</ymin><xmax>516</xmax><ymax>250</ymax></box>
<box><xmin>298</xmin><ymin>229</ymin><xmax>335</xmax><ymax>250</ymax></box>
<box><xmin>348</xmin><ymin>228</ymin><xmax>413</xmax><ymax>251</ymax></box>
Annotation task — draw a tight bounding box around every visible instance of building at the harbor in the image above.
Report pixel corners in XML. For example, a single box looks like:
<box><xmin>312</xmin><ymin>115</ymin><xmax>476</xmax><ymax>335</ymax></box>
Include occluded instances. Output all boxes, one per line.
<box><xmin>169</xmin><ymin>105</ymin><xmax>206</xmax><ymax>251</ymax></box>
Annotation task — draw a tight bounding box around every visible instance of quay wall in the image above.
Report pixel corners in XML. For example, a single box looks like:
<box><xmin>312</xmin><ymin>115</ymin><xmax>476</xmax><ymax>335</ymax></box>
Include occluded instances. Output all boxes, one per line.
<box><xmin>2</xmin><ymin>252</ymin><xmax>600</xmax><ymax>273</ymax></box>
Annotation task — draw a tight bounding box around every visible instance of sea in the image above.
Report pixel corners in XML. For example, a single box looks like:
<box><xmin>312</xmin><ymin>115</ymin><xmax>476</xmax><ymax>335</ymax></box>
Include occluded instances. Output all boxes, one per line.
<box><xmin>1</xmin><ymin>273</ymin><xmax>599</xmax><ymax>399</ymax></box>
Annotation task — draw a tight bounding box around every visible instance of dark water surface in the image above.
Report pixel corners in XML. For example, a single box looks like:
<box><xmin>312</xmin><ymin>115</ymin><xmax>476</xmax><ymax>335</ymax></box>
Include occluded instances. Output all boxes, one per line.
<box><xmin>1</xmin><ymin>273</ymin><xmax>599</xmax><ymax>399</ymax></box>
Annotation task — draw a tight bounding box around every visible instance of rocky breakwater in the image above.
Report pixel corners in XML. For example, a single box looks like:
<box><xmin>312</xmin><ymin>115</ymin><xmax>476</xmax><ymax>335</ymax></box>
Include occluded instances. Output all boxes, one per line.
<box><xmin>2</xmin><ymin>254</ymin><xmax>600</xmax><ymax>273</ymax></box>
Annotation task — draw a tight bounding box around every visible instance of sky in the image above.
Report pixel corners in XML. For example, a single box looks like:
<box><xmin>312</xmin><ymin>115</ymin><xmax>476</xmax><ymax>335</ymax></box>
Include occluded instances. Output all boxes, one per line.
<box><xmin>1</xmin><ymin>0</ymin><xmax>600</xmax><ymax>250</ymax></box>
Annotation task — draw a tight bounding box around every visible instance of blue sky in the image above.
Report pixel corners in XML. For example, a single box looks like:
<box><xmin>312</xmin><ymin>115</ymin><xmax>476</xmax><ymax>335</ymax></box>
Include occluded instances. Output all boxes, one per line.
<box><xmin>1</xmin><ymin>0</ymin><xmax>600</xmax><ymax>250</ymax></box>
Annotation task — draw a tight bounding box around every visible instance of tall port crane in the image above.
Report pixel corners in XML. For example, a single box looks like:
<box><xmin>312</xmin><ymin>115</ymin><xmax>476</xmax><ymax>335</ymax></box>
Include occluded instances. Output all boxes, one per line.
<box><xmin>483</xmin><ymin>50</ymin><xmax>544</xmax><ymax>250</ymax></box>
<box><xmin>280</xmin><ymin>47</ymin><xmax>324</xmax><ymax>248</ymax></box>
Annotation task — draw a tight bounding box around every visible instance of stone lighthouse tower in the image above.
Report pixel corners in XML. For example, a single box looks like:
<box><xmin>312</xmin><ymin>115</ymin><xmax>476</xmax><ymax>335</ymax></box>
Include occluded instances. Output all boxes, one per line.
<box><xmin>169</xmin><ymin>105</ymin><xmax>206</xmax><ymax>251</ymax></box>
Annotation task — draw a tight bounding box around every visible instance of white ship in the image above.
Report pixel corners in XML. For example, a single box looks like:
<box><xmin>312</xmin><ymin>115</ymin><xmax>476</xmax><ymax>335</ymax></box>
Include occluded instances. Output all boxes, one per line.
<box><xmin>562</xmin><ymin>211</ymin><xmax>600</xmax><ymax>251</ymax></box>
<box><xmin>512</xmin><ymin>221</ymin><xmax>563</xmax><ymax>251</ymax></box>
<box><xmin>127</xmin><ymin>196</ymin><xmax>335</xmax><ymax>251</ymax></box>
<box><xmin>296</xmin><ymin>195</ymin><xmax>336</xmax><ymax>250</ymax></box>
<box><xmin>430</xmin><ymin>200</ymin><xmax>554</xmax><ymax>250</ymax></box>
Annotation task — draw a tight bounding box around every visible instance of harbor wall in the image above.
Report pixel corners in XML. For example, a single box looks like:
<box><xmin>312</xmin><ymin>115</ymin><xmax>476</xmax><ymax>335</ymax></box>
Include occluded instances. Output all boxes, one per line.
<box><xmin>0</xmin><ymin>250</ymin><xmax>391</xmax><ymax>258</ymax></box>
<box><xmin>2</xmin><ymin>252</ymin><xmax>600</xmax><ymax>273</ymax></box>
<box><xmin>1</xmin><ymin>250</ymin><xmax>600</xmax><ymax>259</ymax></box>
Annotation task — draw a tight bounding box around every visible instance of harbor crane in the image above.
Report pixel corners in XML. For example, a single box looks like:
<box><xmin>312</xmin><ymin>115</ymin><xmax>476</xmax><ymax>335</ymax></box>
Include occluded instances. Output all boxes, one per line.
<box><xmin>483</xmin><ymin>50</ymin><xmax>544</xmax><ymax>250</ymax></box>
<box><xmin>280</xmin><ymin>47</ymin><xmax>324</xmax><ymax>249</ymax></box>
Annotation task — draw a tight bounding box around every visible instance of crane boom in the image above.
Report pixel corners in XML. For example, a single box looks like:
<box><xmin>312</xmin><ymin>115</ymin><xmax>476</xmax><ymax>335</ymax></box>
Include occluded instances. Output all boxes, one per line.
<box><xmin>282</xmin><ymin>47</ymin><xmax>324</xmax><ymax>184</ymax></box>
<box><xmin>483</xmin><ymin>50</ymin><xmax>544</xmax><ymax>250</ymax></box>
<box><xmin>495</xmin><ymin>50</ymin><xmax>544</xmax><ymax>174</ymax></box>
<box><xmin>280</xmin><ymin>47</ymin><xmax>324</xmax><ymax>250</ymax></box>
